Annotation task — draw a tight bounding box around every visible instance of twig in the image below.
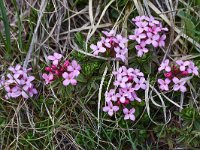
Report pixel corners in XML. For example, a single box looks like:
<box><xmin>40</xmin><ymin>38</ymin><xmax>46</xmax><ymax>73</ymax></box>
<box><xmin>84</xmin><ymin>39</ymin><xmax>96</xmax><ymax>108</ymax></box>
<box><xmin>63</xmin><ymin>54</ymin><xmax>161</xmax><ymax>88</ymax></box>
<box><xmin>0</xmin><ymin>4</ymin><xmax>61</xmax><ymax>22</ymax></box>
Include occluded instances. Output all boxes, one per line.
<box><xmin>23</xmin><ymin>0</ymin><xmax>47</xmax><ymax>68</ymax></box>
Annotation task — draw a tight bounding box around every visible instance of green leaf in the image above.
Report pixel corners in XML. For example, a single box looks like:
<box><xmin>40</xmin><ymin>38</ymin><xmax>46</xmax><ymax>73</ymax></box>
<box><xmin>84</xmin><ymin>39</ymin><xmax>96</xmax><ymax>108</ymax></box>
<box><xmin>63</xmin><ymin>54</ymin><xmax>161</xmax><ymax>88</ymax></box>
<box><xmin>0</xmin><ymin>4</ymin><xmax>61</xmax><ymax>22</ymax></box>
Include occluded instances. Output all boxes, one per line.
<box><xmin>0</xmin><ymin>0</ymin><xmax>11</xmax><ymax>55</ymax></box>
<box><xmin>76</xmin><ymin>74</ymin><xmax>87</xmax><ymax>83</ymax></box>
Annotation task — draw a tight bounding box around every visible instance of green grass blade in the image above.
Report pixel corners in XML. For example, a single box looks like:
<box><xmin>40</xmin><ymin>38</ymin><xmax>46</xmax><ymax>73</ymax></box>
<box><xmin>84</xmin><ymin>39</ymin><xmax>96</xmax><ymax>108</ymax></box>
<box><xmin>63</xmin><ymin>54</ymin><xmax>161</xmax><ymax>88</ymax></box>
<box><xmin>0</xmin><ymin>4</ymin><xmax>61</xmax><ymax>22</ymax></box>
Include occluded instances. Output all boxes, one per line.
<box><xmin>0</xmin><ymin>0</ymin><xmax>11</xmax><ymax>55</ymax></box>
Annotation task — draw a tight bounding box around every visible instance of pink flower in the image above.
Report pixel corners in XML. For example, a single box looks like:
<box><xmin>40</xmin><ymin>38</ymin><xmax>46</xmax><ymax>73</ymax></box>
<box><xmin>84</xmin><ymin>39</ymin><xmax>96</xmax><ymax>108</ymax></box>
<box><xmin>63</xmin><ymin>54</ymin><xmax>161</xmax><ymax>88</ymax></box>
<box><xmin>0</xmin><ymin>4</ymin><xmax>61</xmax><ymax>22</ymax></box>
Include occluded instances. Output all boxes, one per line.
<box><xmin>123</xmin><ymin>108</ymin><xmax>135</xmax><ymax>121</ymax></box>
<box><xmin>47</xmin><ymin>53</ymin><xmax>62</xmax><ymax>66</ymax></box>
<box><xmin>158</xmin><ymin>59</ymin><xmax>171</xmax><ymax>72</ymax></box>
<box><xmin>172</xmin><ymin>77</ymin><xmax>187</xmax><ymax>92</ymax></box>
<box><xmin>135</xmin><ymin>42</ymin><xmax>148</xmax><ymax>57</ymax></box>
<box><xmin>22</xmin><ymin>84</ymin><xmax>38</xmax><ymax>99</ymax></box>
<box><xmin>90</xmin><ymin>41</ymin><xmax>106</xmax><ymax>56</ymax></box>
<box><xmin>145</xmin><ymin>32</ymin><xmax>159</xmax><ymax>47</ymax></box>
<box><xmin>158</xmin><ymin>34</ymin><xmax>166</xmax><ymax>47</ymax></box>
<box><xmin>67</xmin><ymin>60</ymin><xmax>81</xmax><ymax>77</ymax></box>
<box><xmin>103</xmin><ymin>101</ymin><xmax>119</xmax><ymax>116</ymax></box>
<box><xmin>134</xmin><ymin>77</ymin><xmax>147</xmax><ymax>90</ymax></box>
<box><xmin>176</xmin><ymin>60</ymin><xmax>190</xmax><ymax>71</ymax></box>
<box><xmin>114</xmin><ymin>75</ymin><xmax>128</xmax><ymax>88</ymax></box>
<box><xmin>129</xmin><ymin>29</ymin><xmax>146</xmax><ymax>44</ymax></box>
<box><xmin>5</xmin><ymin>86</ymin><xmax>21</xmax><ymax>99</ymax></box>
<box><xmin>102</xmin><ymin>30</ymin><xmax>116</xmax><ymax>37</ymax></box>
<box><xmin>62</xmin><ymin>72</ymin><xmax>77</xmax><ymax>86</ymax></box>
<box><xmin>114</xmin><ymin>47</ymin><xmax>127</xmax><ymax>62</ymax></box>
<box><xmin>187</xmin><ymin>61</ymin><xmax>199</xmax><ymax>76</ymax></box>
<box><xmin>105</xmin><ymin>89</ymin><xmax>117</xmax><ymax>102</ymax></box>
<box><xmin>115</xmin><ymin>34</ymin><xmax>128</xmax><ymax>49</ymax></box>
<box><xmin>158</xmin><ymin>78</ymin><xmax>171</xmax><ymax>91</ymax></box>
<box><xmin>42</xmin><ymin>73</ymin><xmax>53</xmax><ymax>84</ymax></box>
<box><xmin>135</xmin><ymin>21</ymin><xmax>149</xmax><ymax>33</ymax></box>
<box><xmin>116</xmin><ymin>90</ymin><xmax>126</xmax><ymax>103</ymax></box>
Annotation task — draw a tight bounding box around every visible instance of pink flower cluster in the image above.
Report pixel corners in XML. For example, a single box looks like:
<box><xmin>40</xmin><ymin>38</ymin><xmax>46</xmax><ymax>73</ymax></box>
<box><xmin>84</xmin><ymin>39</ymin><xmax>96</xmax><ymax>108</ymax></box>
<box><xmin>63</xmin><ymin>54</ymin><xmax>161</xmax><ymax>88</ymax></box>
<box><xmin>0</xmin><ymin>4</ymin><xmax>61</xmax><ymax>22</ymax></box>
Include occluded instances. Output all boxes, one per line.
<box><xmin>0</xmin><ymin>64</ymin><xmax>37</xmax><ymax>99</ymax></box>
<box><xmin>103</xmin><ymin>66</ymin><xmax>146</xmax><ymax>121</ymax></box>
<box><xmin>42</xmin><ymin>53</ymin><xmax>81</xmax><ymax>86</ymax></box>
<box><xmin>158</xmin><ymin>59</ymin><xmax>199</xmax><ymax>92</ymax></box>
<box><xmin>129</xmin><ymin>16</ymin><xmax>168</xmax><ymax>57</ymax></box>
<box><xmin>90</xmin><ymin>30</ymin><xmax>128</xmax><ymax>62</ymax></box>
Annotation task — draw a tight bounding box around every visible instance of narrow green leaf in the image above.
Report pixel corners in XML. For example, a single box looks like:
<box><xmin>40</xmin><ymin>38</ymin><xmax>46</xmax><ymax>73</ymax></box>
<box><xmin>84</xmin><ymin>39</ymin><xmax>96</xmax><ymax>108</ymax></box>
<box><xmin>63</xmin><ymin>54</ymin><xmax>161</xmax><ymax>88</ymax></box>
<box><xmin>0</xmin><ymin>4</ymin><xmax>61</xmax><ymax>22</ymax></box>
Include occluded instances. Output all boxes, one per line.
<box><xmin>0</xmin><ymin>0</ymin><xmax>11</xmax><ymax>55</ymax></box>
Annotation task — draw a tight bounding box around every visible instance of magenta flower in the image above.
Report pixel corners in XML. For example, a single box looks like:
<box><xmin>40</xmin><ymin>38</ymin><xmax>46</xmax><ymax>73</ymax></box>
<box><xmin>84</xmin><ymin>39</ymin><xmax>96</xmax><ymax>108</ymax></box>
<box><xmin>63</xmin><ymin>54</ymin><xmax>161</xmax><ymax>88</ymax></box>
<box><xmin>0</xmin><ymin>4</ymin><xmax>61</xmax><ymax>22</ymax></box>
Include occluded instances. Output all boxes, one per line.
<box><xmin>158</xmin><ymin>78</ymin><xmax>171</xmax><ymax>91</ymax></box>
<box><xmin>176</xmin><ymin>60</ymin><xmax>190</xmax><ymax>71</ymax></box>
<box><xmin>158</xmin><ymin>59</ymin><xmax>171</xmax><ymax>72</ymax></box>
<box><xmin>62</xmin><ymin>72</ymin><xmax>77</xmax><ymax>86</ymax></box>
<box><xmin>129</xmin><ymin>29</ymin><xmax>146</xmax><ymax>43</ymax></box>
<box><xmin>42</xmin><ymin>73</ymin><xmax>53</xmax><ymax>84</ymax></box>
<box><xmin>103</xmin><ymin>101</ymin><xmax>119</xmax><ymax>116</ymax></box>
<box><xmin>67</xmin><ymin>60</ymin><xmax>81</xmax><ymax>77</ymax></box>
<box><xmin>47</xmin><ymin>53</ymin><xmax>62</xmax><ymax>66</ymax></box>
<box><xmin>90</xmin><ymin>41</ymin><xmax>106</xmax><ymax>56</ymax></box>
<box><xmin>123</xmin><ymin>108</ymin><xmax>135</xmax><ymax>121</ymax></box>
<box><xmin>172</xmin><ymin>77</ymin><xmax>187</xmax><ymax>92</ymax></box>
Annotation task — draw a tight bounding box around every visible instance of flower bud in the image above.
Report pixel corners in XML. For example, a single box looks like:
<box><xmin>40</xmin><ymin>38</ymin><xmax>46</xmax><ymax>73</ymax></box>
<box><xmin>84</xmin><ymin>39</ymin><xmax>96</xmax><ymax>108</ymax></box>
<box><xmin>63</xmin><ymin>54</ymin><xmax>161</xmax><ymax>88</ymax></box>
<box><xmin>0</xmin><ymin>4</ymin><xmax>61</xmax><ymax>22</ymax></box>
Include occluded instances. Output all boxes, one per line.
<box><xmin>124</xmin><ymin>99</ymin><xmax>130</xmax><ymax>105</ymax></box>
<box><xmin>51</xmin><ymin>65</ymin><xmax>57</xmax><ymax>70</ymax></box>
<box><xmin>181</xmin><ymin>71</ymin><xmax>189</xmax><ymax>76</ymax></box>
<box><xmin>45</xmin><ymin>67</ymin><xmax>52</xmax><ymax>72</ymax></box>
<box><xmin>63</xmin><ymin>60</ymin><xmax>70</xmax><ymax>68</ymax></box>
<box><xmin>164</xmin><ymin>72</ymin><xmax>172</xmax><ymax>78</ymax></box>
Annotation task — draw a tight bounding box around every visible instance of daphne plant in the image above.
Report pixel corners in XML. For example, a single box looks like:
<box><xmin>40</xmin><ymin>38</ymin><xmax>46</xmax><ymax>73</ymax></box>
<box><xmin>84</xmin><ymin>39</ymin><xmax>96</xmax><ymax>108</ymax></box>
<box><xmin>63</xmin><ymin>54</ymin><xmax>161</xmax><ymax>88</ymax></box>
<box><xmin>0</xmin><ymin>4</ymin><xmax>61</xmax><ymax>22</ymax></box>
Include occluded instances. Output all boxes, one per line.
<box><xmin>158</xmin><ymin>59</ymin><xmax>199</xmax><ymax>92</ymax></box>
<box><xmin>0</xmin><ymin>64</ymin><xmax>37</xmax><ymax>99</ymax></box>
<box><xmin>90</xmin><ymin>30</ymin><xmax>128</xmax><ymax>62</ymax></box>
<box><xmin>129</xmin><ymin>16</ymin><xmax>168</xmax><ymax>57</ymax></box>
<box><xmin>103</xmin><ymin>66</ymin><xmax>147</xmax><ymax>121</ymax></box>
<box><xmin>42</xmin><ymin>52</ymin><xmax>81</xmax><ymax>86</ymax></box>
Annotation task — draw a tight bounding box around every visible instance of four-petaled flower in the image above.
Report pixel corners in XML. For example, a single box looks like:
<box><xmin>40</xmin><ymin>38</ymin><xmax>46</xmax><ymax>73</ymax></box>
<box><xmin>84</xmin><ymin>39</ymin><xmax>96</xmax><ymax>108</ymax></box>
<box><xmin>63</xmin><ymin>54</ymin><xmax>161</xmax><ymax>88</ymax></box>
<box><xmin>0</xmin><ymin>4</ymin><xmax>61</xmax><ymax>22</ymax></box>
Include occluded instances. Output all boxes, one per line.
<box><xmin>158</xmin><ymin>59</ymin><xmax>171</xmax><ymax>72</ymax></box>
<box><xmin>103</xmin><ymin>101</ymin><xmax>119</xmax><ymax>116</ymax></box>
<box><xmin>62</xmin><ymin>72</ymin><xmax>77</xmax><ymax>86</ymax></box>
<box><xmin>158</xmin><ymin>78</ymin><xmax>171</xmax><ymax>91</ymax></box>
<box><xmin>123</xmin><ymin>108</ymin><xmax>136</xmax><ymax>121</ymax></box>
<box><xmin>47</xmin><ymin>52</ymin><xmax>63</xmax><ymax>66</ymax></box>
<box><xmin>172</xmin><ymin>77</ymin><xmax>187</xmax><ymax>92</ymax></box>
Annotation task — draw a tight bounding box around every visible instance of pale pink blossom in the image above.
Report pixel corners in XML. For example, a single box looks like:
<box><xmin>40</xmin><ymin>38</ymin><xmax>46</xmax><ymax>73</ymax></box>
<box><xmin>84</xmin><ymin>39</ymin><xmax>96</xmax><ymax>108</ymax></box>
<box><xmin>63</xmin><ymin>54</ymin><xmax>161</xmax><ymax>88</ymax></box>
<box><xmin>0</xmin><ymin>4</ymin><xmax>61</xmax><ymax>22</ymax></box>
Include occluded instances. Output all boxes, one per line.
<box><xmin>42</xmin><ymin>73</ymin><xmax>53</xmax><ymax>84</ymax></box>
<box><xmin>176</xmin><ymin>60</ymin><xmax>190</xmax><ymax>71</ymax></box>
<box><xmin>129</xmin><ymin>29</ymin><xmax>146</xmax><ymax>43</ymax></box>
<box><xmin>158</xmin><ymin>59</ymin><xmax>171</xmax><ymax>72</ymax></box>
<box><xmin>135</xmin><ymin>42</ymin><xmax>148</xmax><ymax>57</ymax></box>
<box><xmin>172</xmin><ymin>77</ymin><xmax>187</xmax><ymax>92</ymax></box>
<box><xmin>187</xmin><ymin>61</ymin><xmax>199</xmax><ymax>76</ymax></box>
<box><xmin>67</xmin><ymin>60</ymin><xmax>81</xmax><ymax>77</ymax></box>
<box><xmin>90</xmin><ymin>41</ymin><xmax>106</xmax><ymax>56</ymax></box>
<box><xmin>105</xmin><ymin>89</ymin><xmax>117</xmax><ymax>102</ymax></box>
<box><xmin>62</xmin><ymin>72</ymin><xmax>77</xmax><ymax>86</ymax></box>
<box><xmin>158</xmin><ymin>78</ymin><xmax>171</xmax><ymax>91</ymax></box>
<box><xmin>145</xmin><ymin>32</ymin><xmax>159</xmax><ymax>47</ymax></box>
<box><xmin>103</xmin><ymin>101</ymin><xmax>119</xmax><ymax>116</ymax></box>
<box><xmin>47</xmin><ymin>53</ymin><xmax>62</xmax><ymax>66</ymax></box>
<box><xmin>134</xmin><ymin>77</ymin><xmax>147</xmax><ymax>90</ymax></box>
<box><xmin>123</xmin><ymin>108</ymin><xmax>135</xmax><ymax>121</ymax></box>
